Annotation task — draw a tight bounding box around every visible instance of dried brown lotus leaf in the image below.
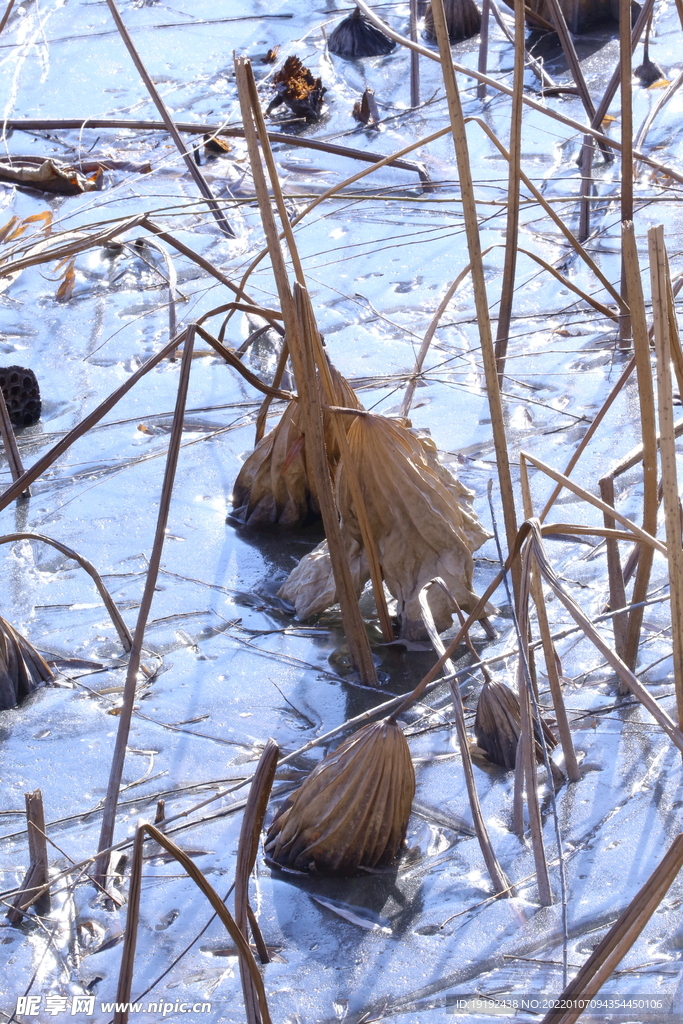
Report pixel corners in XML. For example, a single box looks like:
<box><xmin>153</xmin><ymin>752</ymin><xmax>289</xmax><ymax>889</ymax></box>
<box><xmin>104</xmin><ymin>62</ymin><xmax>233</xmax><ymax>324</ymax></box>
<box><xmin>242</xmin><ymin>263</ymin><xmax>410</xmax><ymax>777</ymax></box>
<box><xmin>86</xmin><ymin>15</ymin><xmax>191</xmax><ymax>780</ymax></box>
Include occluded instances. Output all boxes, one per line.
<box><xmin>232</xmin><ymin>363</ymin><xmax>361</xmax><ymax>527</ymax></box>
<box><xmin>278</xmin><ymin>414</ymin><xmax>491</xmax><ymax>638</ymax></box>
<box><xmin>0</xmin><ymin>616</ymin><xmax>52</xmax><ymax>711</ymax></box>
<box><xmin>278</xmin><ymin>537</ymin><xmax>368</xmax><ymax>619</ymax></box>
<box><xmin>265</xmin><ymin>719</ymin><xmax>415</xmax><ymax>873</ymax></box>
<box><xmin>424</xmin><ymin>0</ymin><xmax>482</xmax><ymax>42</ymax></box>
<box><xmin>474</xmin><ymin>677</ymin><xmax>557</xmax><ymax>770</ymax></box>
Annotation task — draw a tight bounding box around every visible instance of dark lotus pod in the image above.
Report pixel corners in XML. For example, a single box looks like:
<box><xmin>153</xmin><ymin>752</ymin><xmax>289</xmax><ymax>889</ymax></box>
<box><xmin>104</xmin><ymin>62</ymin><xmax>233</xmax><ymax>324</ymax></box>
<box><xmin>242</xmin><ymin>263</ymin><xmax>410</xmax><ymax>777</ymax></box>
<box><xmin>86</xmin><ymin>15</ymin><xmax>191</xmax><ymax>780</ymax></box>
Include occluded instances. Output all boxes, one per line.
<box><xmin>266</xmin><ymin>56</ymin><xmax>327</xmax><ymax>122</ymax></box>
<box><xmin>0</xmin><ymin>616</ymin><xmax>52</xmax><ymax>711</ymax></box>
<box><xmin>424</xmin><ymin>0</ymin><xmax>482</xmax><ymax>43</ymax></box>
<box><xmin>265</xmin><ymin>719</ymin><xmax>415</xmax><ymax>874</ymax></box>
<box><xmin>635</xmin><ymin>54</ymin><xmax>666</xmax><ymax>87</ymax></box>
<box><xmin>328</xmin><ymin>8</ymin><xmax>396</xmax><ymax>59</ymax></box>
<box><xmin>0</xmin><ymin>365</ymin><xmax>41</xmax><ymax>427</ymax></box>
<box><xmin>474</xmin><ymin>677</ymin><xmax>557</xmax><ymax>770</ymax></box>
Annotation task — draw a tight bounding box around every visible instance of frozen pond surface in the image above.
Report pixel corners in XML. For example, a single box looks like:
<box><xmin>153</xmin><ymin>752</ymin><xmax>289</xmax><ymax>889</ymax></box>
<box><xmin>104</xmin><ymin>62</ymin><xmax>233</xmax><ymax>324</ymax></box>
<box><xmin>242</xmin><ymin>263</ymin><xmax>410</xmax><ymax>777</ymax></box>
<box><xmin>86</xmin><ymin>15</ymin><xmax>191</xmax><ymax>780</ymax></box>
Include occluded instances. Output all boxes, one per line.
<box><xmin>1</xmin><ymin>0</ymin><xmax>683</xmax><ymax>1021</ymax></box>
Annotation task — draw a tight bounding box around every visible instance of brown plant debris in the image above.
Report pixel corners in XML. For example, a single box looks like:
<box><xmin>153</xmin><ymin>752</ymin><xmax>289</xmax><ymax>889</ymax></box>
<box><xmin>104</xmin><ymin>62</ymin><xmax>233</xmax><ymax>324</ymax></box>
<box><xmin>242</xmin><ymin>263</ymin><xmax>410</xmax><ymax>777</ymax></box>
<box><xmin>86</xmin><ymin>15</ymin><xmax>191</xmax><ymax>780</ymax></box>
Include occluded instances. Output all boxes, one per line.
<box><xmin>352</xmin><ymin>88</ymin><xmax>381</xmax><ymax>126</ymax></box>
<box><xmin>0</xmin><ymin>617</ymin><xmax>52</xmax><ymax>711</ymax></box>
<box><xmin>267</xmin><ymin>56</ymin><xmax>327</xmax><ymax>122</ymax></box>
<box><xmin>474</xmin><ymin>677</ymin><xmax>557</xmax><ymax>770</ymax></box>
<box><xmin>278</xmin><ymin>415</ymin><xmax>491</xmax><ymax>638</ymax></box>
<box><xmin>0</xmin><ymin>158</ymin><xmax>101</xmax><ymax>195</ymax></box>
<box><xmin>0</xmin><ymin>365</ymin><xmax>41</xmax><ymax>427</ymax></box>
<box><xmin>231</xmin><ymin>362</ymin><xmax>362</xmax><ymax>527</ymax></box>
<box><xmin>328</xmin><ymin>8</ymin><xmax>396</xmax><ymax>59</ymax></box>
<box><xmin>424</xmin><ymin>0</ymin><xmax>482</xmax><ymax>42</ymax></box>
<box><xmin>203</xmin><ymin>133</ymin><xmax>232</xmax><ymax>156</ymax></box>
<box><xmin>263</xmin><ymin>45</ymin><xmax>280</xmax><ymax>64</ymax></box>
<box><xmin>265</xmin><ymin>719</ymin><xmax>415</xmax><ymax>873</ymax></box>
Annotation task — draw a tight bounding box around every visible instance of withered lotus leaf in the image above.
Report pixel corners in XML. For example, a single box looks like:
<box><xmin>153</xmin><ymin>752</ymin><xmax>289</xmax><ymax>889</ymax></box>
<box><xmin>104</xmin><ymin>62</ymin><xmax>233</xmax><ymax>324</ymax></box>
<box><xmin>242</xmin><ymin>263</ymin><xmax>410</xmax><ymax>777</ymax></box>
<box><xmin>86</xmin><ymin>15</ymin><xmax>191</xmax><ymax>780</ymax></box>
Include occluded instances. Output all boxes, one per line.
<box><xmin>0</xmin><ymin>616</ymin><xmax>52</xmax><ymax>711</ymax></box>
<box><xmin>424</xmin><ymin>0</ymin><xmax>482</xmax><ymax>42</ymax></box>
<box><xmin>474</xmin><ymin>677</ymin><xmax>557</xmax><ymax>770</ymax></box>
<box><xmin>278</xmin><ymin>414</ymin><xmax>490</xmax><ymax>638</ymax></box>
<box><xmin>265</xmin><ymin>719</ymin><xmax>415</xmax><ymax>873</ymax></box>
<box><xmin>231</xmin><ymin>363</ymin><xmax>361</xmax><ymax>527</ymax></box>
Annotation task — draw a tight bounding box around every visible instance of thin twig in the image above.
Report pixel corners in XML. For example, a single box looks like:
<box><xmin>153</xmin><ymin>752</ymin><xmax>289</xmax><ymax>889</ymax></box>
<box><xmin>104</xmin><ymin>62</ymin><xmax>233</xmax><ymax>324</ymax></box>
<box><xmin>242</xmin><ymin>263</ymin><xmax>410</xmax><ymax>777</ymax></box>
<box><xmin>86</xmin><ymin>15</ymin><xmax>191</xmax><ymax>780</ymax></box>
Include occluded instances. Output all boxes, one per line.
<box><xmin>94</xmin><ymin>327</ymin><xmax>196</xmax><ymax>885</ymax></box>
<box><xmin>104</xmin><ymin>0</ymin><xmax>235</xmax><ymax>237</ymax></box>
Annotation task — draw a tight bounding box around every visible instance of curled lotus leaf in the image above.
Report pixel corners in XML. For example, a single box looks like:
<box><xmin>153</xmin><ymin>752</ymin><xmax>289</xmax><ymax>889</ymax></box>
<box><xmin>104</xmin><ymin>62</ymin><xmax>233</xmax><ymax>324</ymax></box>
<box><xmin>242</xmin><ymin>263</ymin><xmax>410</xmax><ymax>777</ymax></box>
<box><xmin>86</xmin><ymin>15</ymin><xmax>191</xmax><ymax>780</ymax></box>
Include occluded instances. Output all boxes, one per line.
<box><xmin>265</xmin><ymin>719</ymin><xmax>415</xmax><ymax>874</ymax></box>
<box><xmin>0</xmin><ymin>616</ymin><xmax>52</xmax><ymax>711</ymax></box>
<box><xmin>232</xmin><ymin>362</ymin><xmax>361</xmax><ymax>528</ymax></box>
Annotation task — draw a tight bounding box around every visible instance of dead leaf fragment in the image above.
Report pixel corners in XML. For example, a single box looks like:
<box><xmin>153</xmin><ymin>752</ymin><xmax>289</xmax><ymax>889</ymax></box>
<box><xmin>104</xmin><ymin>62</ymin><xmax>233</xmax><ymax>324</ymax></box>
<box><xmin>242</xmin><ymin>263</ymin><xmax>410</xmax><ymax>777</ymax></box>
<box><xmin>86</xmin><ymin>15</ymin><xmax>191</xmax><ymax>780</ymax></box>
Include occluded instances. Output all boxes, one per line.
<box><xmin>0</xmin><ymin>159</ymin><xmax>101</xmax><ymax>195</ymax></box>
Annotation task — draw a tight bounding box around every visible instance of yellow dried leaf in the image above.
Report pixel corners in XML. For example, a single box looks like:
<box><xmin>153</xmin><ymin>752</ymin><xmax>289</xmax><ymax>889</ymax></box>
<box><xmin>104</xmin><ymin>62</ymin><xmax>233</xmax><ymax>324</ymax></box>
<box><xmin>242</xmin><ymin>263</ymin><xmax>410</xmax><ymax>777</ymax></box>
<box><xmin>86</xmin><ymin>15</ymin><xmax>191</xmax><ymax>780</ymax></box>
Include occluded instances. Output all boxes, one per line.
<box><xmin>55</xmin><ymin>259</ymin><xmax>76</xmax><ymax>302</ymax></box>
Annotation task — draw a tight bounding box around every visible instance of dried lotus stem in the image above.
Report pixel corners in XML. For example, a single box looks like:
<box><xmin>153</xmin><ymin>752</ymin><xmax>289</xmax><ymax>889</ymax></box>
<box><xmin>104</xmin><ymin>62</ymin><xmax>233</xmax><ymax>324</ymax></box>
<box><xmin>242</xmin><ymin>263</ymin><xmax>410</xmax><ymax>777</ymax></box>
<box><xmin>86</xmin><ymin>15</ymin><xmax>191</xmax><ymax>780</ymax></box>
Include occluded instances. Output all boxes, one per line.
<box><xmin>94</xmin><ymin>327</ymin><xmax>196</xmax><ymax>886</ymax></box>
<box><xmin>238</xmin><ymin>57</ymin><xmax>393</xmax><ymax>640</ymax></box>
<box><xmin>493</xmin><ymin>0</ymin><xmax>523</xmax><ymax>378</ymax></box>
<box><xmin>519</xmin><ymin>457</ymin><xmax>579</xmax><ymax>782</ymax></box>
<box><xmin>648</xmin><ymin>224</ymin><xmax>683</xmax><ymax>731</ymax></box>
<box><xmin>235</xmin><ymin>57</ymin><xmax>376</xmax><ymax>682</ymax></box>
<box><xmin>0</xmin><ymin>617</ymin><xmax>52</xmax><ymax>711</ymax></box>
<box><xmin>512</xmin><ymin>535</ymin><xmax>552</xmax><ymax>907</ymax></box>
<box><xmin>294</xmin><ymin>286</ymin><xmax>378</xmax><ymax>681</ymax></box>
<box><xmin>623</xmin><ymin>222</ymin><xmax>657</xmax><ymax>672</ymax></box>
<box><xmin>429</xmin><ymin>0</ymin><xmax>518</xmax><ymax>582</ymax></box>
<box><xmin>114</xmin><ymin>823</ymin><xmax>270</xmax><ymax>1024</ymax></box>
<box><xmin>418</xmin><ymin>581</ymin><xmax>511</xmax><ymax>896</ymax></box>
<box><xmin>0</xmin><ymin>531</ymin><xmax>131</xmax><ymax>650</ymax></box>
<box><xmin>0</xmin><ymin>383</ymin><xmax>30</xmax><ymax>497</ymax></box>
<box><xmin>541</xmin><ymin>834</ymin><xmax>683</xmax><ymax>1024</ymax></box>
<box><xmin>265</xmin><ymin>719</ymin><xmax>415</xmax><ymax>873</ymax></box>
<box><xmin>235</xmin><ymin>740</ymin><xmax>278</xmax><ymax>1023</ymax></box>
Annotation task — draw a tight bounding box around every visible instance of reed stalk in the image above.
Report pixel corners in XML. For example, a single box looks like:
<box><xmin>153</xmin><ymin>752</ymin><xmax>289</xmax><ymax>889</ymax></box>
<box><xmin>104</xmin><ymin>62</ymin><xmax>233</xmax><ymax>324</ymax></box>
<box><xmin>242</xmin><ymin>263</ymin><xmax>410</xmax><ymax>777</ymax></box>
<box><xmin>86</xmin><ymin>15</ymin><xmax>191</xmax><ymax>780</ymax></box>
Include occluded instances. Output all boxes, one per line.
<box><xmin>539</xmin><ymin>358</ymin><xmax>636</xmax><ymax>520</ymax></box>
<box><xmin>429</xmin><ymin>0</ymin><xmax>518</xmax><ymax>572</ymax></box>
<box><xmin>239</xmin><ymin>58</ymin><xmax>394</xmax><ymax>643</ymax></box>
<box><xmin>0</xmin><ymin>386</ymin><xmax>29</xmax><ymax>498</ymax></box>
<box><xmin>494</xmin><ymin>0</ymin><xmax>524</xmax><ymax>379</ymax></box>
<box><xmin>235</xmin><ymin>740</ymin><xmax>279</xmax><ymax>1023</ymax></box>
<box><xmin>598</xmin><ymin>474</ymin><xmax>629</xmax><ymax>671</ymax></box>
<box><xmin>410</xmin><ymin>0</ymin><xmax>420</xmax><ymax>106</ymax></box>
<box><xmin>114</xmin><ymin>823</ymin><xmax>271</xmax><ymax>1024</ymax></box>
<box><xmin>476</xmin><ymin>0</ymin><xmax>490</xmax><ymax>99</ymax></box>
<box><xmin>619</xmin><ymin>0</ymin><xmax>634</xmax><ymax>344</ymax></box>
<box><xmin>519</xmin><ymin>457</ymin><xmax>579</xmax><ymax>782</ymax></box>
<box><xmin>93</xmin><ymin>326</ymin><xmax>195</xmax><ymax>886</ymax></box>
<box><xmin>648</xmin><ymin>224</ymin><xmax>683</xmax><ymax>732</ymax></box>
<box><xmin>352</xmin><ymin>0</ymin><xmax>683</xmax><ymax>186</ymax></box>
<box><xmin>104</xmin><ymin>0</ymin><xmax>234</xmax><ymax>237</ymax></box>
<box><xmin>622</xmin><ymin>222</ymin><xmax>658</xmax><ymax>671</ymax></box>
<box><xmin>0</xmin><ymin>532</ymin><xmax>132</xmax><ymax>651</ymax></box>
<box><xmin>541</xmin><ymin>834</ymin><xmax>683</xmax><ymax>1024</ymax></box>
<box><xmin>418</xmin><ymin>582</ymin><xmax>510</xmax><ymax>896</ymax></box>
<box><xmin>518</xmin><ymin>543</ymin><xmax>552</xmax><ymax>906</ymax></box>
